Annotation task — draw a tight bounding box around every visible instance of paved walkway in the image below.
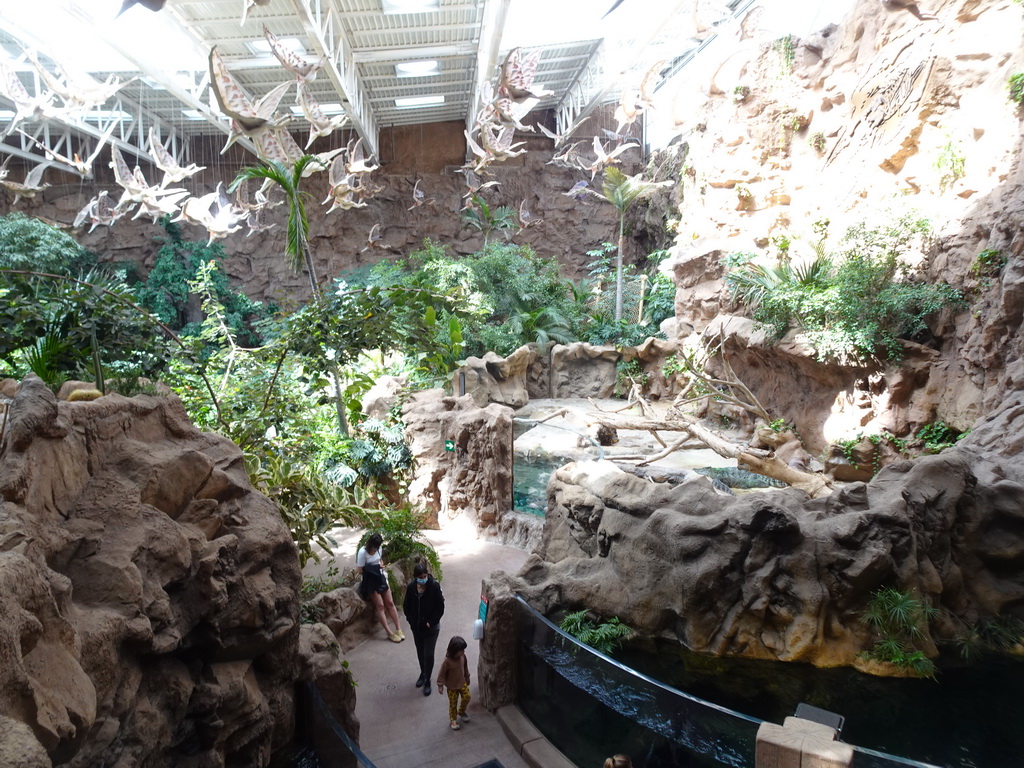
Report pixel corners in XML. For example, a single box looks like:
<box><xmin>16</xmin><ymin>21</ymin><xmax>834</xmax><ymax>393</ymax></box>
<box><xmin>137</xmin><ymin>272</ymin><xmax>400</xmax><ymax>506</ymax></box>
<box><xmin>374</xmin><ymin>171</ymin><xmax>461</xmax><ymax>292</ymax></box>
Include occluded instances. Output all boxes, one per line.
<box><xmin>329</xmin><ymin>518</ymin><xmax>532</xmax><ymax>768</ymax></box>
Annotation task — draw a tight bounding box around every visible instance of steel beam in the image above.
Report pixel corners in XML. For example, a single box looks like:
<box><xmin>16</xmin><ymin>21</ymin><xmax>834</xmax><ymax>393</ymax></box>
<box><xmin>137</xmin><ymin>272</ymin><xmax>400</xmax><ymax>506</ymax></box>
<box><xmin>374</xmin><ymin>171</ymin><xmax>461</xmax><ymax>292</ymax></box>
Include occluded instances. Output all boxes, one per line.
<box><xmin>289</xmin><ymin>0</ymin><xmax>378</xmax><ymax>157</ymax></box>
<box><xmin>465</xmin><ymin>0</ymin><xmax>510</xmax><ymax>140</ymax></box>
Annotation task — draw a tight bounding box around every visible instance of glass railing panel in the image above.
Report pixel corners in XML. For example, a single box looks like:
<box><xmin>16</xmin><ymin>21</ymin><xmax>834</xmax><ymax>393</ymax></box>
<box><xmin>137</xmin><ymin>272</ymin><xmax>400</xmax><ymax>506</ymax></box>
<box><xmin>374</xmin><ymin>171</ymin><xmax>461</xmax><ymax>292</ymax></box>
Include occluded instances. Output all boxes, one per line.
<box><xmin>514</xmin><ymin>596</ymin><xmax>761</xmax><ymax>768</ymax></box>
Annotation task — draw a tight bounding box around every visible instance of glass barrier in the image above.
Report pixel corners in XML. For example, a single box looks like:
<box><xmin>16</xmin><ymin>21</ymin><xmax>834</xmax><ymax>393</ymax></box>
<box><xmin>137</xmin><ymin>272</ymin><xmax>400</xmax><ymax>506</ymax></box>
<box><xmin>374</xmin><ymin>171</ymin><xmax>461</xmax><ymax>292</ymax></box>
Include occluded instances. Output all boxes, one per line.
<box><xmin>268</xmin><ymin>683</ymin><xmax>378</xmax><ymax>768</ymax></box>
<box><xmin>513</xmin><ymin>596</ymin><xmax>940</xmax><ymax>768</ymax></box>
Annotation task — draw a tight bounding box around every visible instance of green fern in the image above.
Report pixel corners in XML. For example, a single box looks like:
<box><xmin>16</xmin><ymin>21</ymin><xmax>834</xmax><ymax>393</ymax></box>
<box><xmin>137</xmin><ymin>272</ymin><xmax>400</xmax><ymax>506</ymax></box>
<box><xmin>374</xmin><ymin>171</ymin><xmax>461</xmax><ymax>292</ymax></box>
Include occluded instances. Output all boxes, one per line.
<box><xmin>559</xmin><ymin>609</ymin><xmax>635</xmax><ymax>655</ymax></box>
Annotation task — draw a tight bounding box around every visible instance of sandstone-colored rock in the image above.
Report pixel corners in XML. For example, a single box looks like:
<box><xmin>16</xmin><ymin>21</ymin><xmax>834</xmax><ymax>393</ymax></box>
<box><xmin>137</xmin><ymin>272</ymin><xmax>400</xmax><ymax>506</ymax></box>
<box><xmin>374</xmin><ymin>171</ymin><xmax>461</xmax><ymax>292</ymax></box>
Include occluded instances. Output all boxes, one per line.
<box><xmin>486</xmin><ymin>375</ymin><xmax>1024</xmax><ymax>673</ymax></box>
<box><xmin>0</xmin><ymin>375</ymin><xmax>301</xmax><ymax>766</ymax></box>
<box><xmin>549</xmin><ymin>343</ymin><xmax>620</xmax><ymax>399</ymax></box>
<box><xmin>403</xmin><ymin>389</ymin><xmax>513</xmax><ymax>532</ymax></box>
<box><xmin>297</xmin><ymin>623</ymin><xmax>359</xmax><ymax>766</ymax></box>
<box><xmin>458</xmin><ymin>347</ymin><xmax>536</xmax><ymax>408</ymax></box>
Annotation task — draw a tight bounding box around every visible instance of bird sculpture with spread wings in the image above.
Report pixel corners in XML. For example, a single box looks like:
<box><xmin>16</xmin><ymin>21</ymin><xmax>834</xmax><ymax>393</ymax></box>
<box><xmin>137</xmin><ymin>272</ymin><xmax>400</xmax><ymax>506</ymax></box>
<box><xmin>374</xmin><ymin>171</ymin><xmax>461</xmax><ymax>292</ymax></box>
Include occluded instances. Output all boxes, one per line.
<box><xmin>0</xmin><ymin>163</ymin><xmax>51</xmax><ymax>206</ymax></box>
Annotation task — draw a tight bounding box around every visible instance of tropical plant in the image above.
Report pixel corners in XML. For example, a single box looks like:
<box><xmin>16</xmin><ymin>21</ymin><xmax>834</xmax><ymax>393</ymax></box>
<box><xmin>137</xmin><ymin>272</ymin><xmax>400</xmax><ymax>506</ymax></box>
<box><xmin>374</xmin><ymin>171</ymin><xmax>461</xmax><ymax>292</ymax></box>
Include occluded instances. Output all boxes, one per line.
<box><xmin>935</xmin><ymin>139</ymin><xmax>965</xmax><ymax>191</ymax></box>
<box><xmin>246</xmin><ymin>451</ymin><xmax>372</xmax><ymax>567</ymax></box>
<box><xmin>559</xmin><ymin>609</ymin><xmax>635</xmax><ymax>655</ymax></box>
<box><xmin>971</xmin><ymin>248</ymin><xmax>1006</xmax><ymax>279</ymax></box>
<box><xmin>861</xmin><ymin>587</ymin><xmax>938</xmax><ymax>678</ymax></box>
<box><xmin>723</xmin><ymin>215</ymin><xmax>963</xmax><ymax>362</ymax></box>
<box><xmin>916</xmin><ymin>421</ymin><xmax>965</xmax><ymax>454</ymax></box>
<box><xmin>461</xmin><ymin>195</ymin><xmax>517</xmax><ymax>245</ymax></box>
<box><xmin>357</xmin><ymin>506</ymin><xmax>442</xmax><ymax>591</ymax></box>
<box><xmin>230</xmin><ymin>157</ymin><xmax>327</xmax><ymax>294</ymax></box>
<box><xmin>0</xmin><ymin>212</ymin><xmax>95</xmax><ymax>272</ymax></box>
<box><xmin>136</xmin><ymin>219</ymin><xmax>269</xmax><ymax>347</ymax></box>
<box><xmin>1008</xmin><ymin>72</ymin><xmax>1024</xmax><ymax>105</ymax></box>
<box><xmin>588</xmin><ymin>168</ymin><xmax>673</xmax><ymax>322</ymax></box>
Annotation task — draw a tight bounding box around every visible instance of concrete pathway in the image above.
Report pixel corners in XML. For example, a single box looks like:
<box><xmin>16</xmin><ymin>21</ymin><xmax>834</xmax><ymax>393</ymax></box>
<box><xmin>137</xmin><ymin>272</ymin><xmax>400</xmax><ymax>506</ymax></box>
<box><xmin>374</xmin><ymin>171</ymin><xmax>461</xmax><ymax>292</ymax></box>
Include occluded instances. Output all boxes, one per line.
<box><xmin>329</xmin><ymin>518</ymin><xmax>531</xmax><ymax>768</ymax></box>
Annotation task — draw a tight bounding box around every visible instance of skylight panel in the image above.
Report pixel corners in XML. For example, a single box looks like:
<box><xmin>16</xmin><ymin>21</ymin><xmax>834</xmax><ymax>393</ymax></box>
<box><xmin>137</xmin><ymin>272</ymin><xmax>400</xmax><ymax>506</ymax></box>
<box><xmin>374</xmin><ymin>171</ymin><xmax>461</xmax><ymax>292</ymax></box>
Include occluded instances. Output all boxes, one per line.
<box><xmin>395</xmin><ymin>60</ymin><xmax>440</xmax><ymax>78</ymax></box>
<box><xmin>395</xmin><ymin>95</ymin><xmax>444</xmax><ymax>108</ymax></box>
<box><xmin>382</xmin><ymin>0</ymin><xmax>440</xmax><ymax>14</ymax></box>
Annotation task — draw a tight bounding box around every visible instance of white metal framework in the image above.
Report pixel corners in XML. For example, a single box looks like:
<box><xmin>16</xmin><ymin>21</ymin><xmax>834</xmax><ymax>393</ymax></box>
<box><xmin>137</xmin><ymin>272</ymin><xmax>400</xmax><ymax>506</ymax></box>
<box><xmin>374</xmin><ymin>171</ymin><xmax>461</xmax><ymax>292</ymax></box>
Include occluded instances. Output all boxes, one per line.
<box><xmin>0</xmin><ymin>0</ymin><xmax>754</xmax><ymax>172</ymax></box>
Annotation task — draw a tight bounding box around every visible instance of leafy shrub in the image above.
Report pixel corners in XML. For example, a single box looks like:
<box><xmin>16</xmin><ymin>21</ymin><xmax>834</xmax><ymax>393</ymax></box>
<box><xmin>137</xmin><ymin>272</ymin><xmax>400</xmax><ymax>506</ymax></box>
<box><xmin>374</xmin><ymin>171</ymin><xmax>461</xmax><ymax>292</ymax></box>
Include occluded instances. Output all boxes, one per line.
<box><xmin>916</xmin><ymin>421</ymin><xmax>966</xmax><ymax>453</ymax></box>
<box><xmin>1009</xmin><ymin>72</ymin><xmax>1024</xmax><ymax>104</ymax></box>
<box><xmin>136</xmin><ymin>220</ymin><xmax>271</xmax><ymax>347</ymax></box>
<box><xmin>357</xmin><ymin>506</ymin><xmax>443</xmax><ymax>587</ymax></box>
<box><xmin>724</xmin><ymin>215</ymin><xmax>963</xmax><ymax>362</ymax></box>
<box><xmin>246</xmin><ymin>452</ymin><xmax>371</xmax><ymax>567</ymax></box>
<box><xmin>0</xmin><ymin>212</ymin><xmax>95</xmax><ymax>273</ymax></box>
<box><xmin>971</xmin><ymin>248</ymin><xmax>1006</xmax><ymax>279</ymax></box>
<box><xmin>861</xmin><ymin>587</ymin><xmax>938</xmax><ymax>678</ymax></box>
<box><xmin>935</xmin><ymin>139</ymin><xmax>966</xmax><ymax>191</ymax></box>
<box><xmin>559</xmin><ymin>610</ymin><xmax>635</xmax><ymax>655</ymax></box>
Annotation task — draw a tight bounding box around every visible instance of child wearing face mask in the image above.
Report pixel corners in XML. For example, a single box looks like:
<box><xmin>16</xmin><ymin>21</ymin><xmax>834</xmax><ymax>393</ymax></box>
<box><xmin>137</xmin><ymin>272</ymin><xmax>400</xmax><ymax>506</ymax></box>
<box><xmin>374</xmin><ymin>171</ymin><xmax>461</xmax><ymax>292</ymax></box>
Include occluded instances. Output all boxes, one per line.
<box><xmin>402</xmin><ymin>561</ymin><xmax>445</xmax><ymax>696</ymax></box>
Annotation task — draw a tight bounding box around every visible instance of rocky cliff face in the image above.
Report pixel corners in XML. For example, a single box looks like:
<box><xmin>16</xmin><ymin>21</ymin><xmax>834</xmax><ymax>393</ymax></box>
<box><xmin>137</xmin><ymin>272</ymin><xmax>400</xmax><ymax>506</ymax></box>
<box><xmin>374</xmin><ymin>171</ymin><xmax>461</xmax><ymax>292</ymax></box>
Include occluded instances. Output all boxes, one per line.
<box><xmin>0</xmin><ymin>377</ymin><xmax>301</xmax><ymax>766</ymax></box>
<box><xmin>497</xmin><ymin>358</ymin><xmax>1024</xmax><ymax>671</ymax></box>
<box><xmin>660</xmin><ymin>0</ymin><xmax>1024</xmax><ymax>444</ymax></box>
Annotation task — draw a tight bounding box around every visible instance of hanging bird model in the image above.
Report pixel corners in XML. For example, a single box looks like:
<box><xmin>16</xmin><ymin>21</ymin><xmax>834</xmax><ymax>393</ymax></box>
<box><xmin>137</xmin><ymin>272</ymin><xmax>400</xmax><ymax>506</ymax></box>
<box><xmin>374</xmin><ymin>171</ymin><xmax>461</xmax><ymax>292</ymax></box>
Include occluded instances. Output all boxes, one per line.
<box><xmin>0</xmin><ymin>163</ymin><xmax>51</xmax><ymax>206</ymax></box>
<box><xmin>17</xmin><ymin>120</ymin><xmax>118</xmax><ymax>179</ymax></box>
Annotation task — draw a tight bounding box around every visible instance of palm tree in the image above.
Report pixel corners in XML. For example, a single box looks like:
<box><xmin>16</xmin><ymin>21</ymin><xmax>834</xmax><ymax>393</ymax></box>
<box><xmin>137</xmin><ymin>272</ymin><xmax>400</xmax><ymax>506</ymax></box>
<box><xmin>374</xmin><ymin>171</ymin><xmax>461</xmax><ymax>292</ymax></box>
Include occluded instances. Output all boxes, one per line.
<box><xmin>229</xmin><ymin>156</ymin><xmax>350</xmax><ymax>435</ymax></box>
<box><xmin>230</xmin><ymin>156</ymin><xmax>324</xmax><ymax>295</ymax></box>
<box><xmin>590</xmin><ymin>167</ymin><xmax>673</xmax><ymax>321</ymax></box>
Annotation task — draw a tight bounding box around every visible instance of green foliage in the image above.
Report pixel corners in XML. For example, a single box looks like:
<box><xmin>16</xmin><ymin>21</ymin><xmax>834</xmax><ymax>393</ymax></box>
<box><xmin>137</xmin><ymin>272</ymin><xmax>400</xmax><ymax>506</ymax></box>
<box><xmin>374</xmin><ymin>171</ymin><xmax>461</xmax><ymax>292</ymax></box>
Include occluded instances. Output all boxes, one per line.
<box><xmin>861</xmin><ymin>587</ymin><xmax>938</xmax><ymax>678</ymax></box>
<box><xmin>724</xmin><ymin>214</ymin><xmax>963</xmax><ymax>362</ymax></box>
<box><xmin>935</xmin><ymin>139</ymin><xmax>965</xmax><ymax>191</ymax></box>
<box><xmin>1008</xmin><ymin>72</ymin><xmax>1024</xmax><ymax>105</ymax></box>
<box><xmin>614</xmin><ymin>359</ymin><xmax>647</xmax><ymax>397</ymax></box>
<box><xmin>301</xmin><ymin>562</ymin><xmax>358</xmax><ymax>600</ymax></box>
<box><xmin>0</xmin><ymin>212</ymin><xmax>95</xmax><ymax>272</ymax></box>
<box><xmin>559</xmin><ymin>609</ymin><xmax>635</xmax><ymax>656</ymax></box>
<box><xmin>916</xmin><ymin>421</ymin><xmax>966</xmax><ymax>454</ymax></box>
<box><xmin>971</xmin><ymin>248</ymin><xmax>1006</xmax><ymax>279</ymax></box>
<box><xmin>351</xmin><ymin>239</ymin><xmax>578</xmax><ymax>359</ymax></box>
<box><xmin>461</xmin><ymin>195</ymin><xmax>517</xmax><ymax>244</ymax></box>
<box><xmin>357</xmin><ymin>506</ymin><xmax>443</xmax><ymax>586</ymax></box>
<box><xmin>136</xmin><ymin>220</ymin><xmax>270</xmax><ymax>347</ymax></box>
<box><xmin>836</xmin><ymin>431</ymin><xmax>906</xmax><ymax>475</ymax></box>
<box><xmin>810</xmin><ymin>132</ymin><xmax>826</xmax><ymax>153</ymax></box>
<box><xmin>246</xmin><ymin>452</ymin><xmax>372</xmax><ymax>567</ymax></box>
<box><xmin>0</xmin><ymin>267</ymin><xmax>177</xmax><ymax>389</ymax></box>
<box><xmin>771</xmin><ymin>35</ymin><xmax>796</xmax><ymax>75</ymax></box>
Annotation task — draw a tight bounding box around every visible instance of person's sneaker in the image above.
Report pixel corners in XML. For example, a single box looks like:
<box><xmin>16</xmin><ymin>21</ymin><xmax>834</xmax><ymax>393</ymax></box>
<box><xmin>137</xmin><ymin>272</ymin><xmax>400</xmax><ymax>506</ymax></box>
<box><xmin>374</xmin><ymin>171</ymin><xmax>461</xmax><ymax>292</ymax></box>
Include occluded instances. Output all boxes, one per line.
<box><xmin>450</xmin><ymin>720</ymin><xmax>461</xmax><ymax>730</ymax></box>
<box><xmin>460</xmin><ymin>712</ymin><xmax>471</xmax><ymax>723</ymax></box>
<box><xmin>415</xmin><ymin>675</ymin><xmax>425</xmax><ymax>688</ymax></box>
<box><xmin>388</xmin><ymin>632</ymin><xmax>402</xmax><ymax>643</ymax></box>
<box><xmin>395</xmin><ymin>629</ymin><xmax>406</xmax><ymax>640</ymax></box>
<box><xmin>423</xmin><ymin>684</ymin><xmax>431</xmax><ymax>696</ymax></box>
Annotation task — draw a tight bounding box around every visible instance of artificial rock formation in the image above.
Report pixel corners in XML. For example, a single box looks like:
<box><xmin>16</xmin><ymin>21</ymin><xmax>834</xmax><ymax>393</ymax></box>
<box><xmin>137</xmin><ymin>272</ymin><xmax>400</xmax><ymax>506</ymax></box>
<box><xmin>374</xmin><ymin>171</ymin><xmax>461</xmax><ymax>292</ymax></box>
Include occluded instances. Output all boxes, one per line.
<box><xmin>0</xmin><ymin>376</ymin><xmax>302</xmax><ymax>766</ymax></box>
<box><xmin>403</xmin><ymin>389</ymin><xmax>513</xmax><ymax>531</ymax></box>
<box><xmin>477</xmin><ymin>361</ymin><xmax>1024</xmax><ymax>707</ymax></box>
<box><xmin>659</xmin><ymin>0</ymin><xmax>1024</xmax><ymax>448</ymax></box>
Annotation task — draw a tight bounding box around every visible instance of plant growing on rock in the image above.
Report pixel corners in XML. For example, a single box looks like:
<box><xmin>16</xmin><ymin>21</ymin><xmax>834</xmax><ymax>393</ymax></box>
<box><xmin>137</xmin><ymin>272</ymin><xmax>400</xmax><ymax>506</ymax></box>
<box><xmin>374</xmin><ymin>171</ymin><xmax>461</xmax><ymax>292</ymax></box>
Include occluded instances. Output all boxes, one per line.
<box><xmin>723</xmin><ymin>214</ymin><xmax>964</xmax><ymax>362</ymax></box>
<box><xmin>559</xmin><ymin>610</ymin><xmax>635</xmax><ymax>655</ymax></box>
<box><xmin>934</xmin><ymin>139</ymin><xmax>966</xmax><ymax>191</ymax></box>
<box><xmin>1008</xmin><ymin>72</ymin><xmax>1024</xmax><ymax>105</ymax></box>
<box><xmin>357</xmin><ymin>506</ymin><xmax>442</xmax><ymax>591</ymax></box>
<box><xmin>971</xmin><ymin>248</ymin><xmax>1006</xmax><ymax>279</ymax></box>
<box><xmin>916</xmin><ymin>421</ymin><xmax>965</xmax><ymax>454</ymax></box>
<box><xmin>861</xmin><ymin>587</ymin><xmax>938</xmax><ymax>678</ymax></box>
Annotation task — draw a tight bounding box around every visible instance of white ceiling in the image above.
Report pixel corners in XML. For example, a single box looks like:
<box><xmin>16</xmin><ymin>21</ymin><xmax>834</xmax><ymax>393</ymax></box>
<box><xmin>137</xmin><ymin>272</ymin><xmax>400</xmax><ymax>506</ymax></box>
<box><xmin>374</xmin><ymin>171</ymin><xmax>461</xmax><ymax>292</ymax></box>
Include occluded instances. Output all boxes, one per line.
<box><xmin>0</xmin><ymin>0</ymin><xmax>769</xmax><ymax>170</ymax></box>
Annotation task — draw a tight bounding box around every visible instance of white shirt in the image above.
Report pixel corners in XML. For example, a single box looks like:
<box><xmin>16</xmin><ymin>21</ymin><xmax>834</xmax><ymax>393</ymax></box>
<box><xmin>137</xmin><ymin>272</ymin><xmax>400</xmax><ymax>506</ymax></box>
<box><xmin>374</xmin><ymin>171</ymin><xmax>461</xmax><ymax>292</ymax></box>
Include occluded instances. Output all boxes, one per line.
<box><xmin>357</xmin><ymin>547</ymin><xmax>381</xmax><ymax>568</ymax></box>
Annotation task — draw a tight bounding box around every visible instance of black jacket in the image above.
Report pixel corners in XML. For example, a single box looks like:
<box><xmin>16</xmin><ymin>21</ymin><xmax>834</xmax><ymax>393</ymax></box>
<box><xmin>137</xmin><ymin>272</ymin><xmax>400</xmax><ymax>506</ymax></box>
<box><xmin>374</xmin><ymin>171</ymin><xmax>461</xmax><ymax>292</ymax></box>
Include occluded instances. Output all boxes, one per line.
<box><xmin>403</xmin><ymin>575</ymin><xmax>444</xmax><ymax>632</ymax></box>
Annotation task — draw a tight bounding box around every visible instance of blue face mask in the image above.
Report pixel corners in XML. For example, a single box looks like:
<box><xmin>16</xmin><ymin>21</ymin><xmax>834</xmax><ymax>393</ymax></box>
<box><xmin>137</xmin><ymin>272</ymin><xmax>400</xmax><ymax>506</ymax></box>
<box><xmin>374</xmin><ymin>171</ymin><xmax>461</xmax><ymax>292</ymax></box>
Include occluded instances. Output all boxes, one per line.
<box><xmin>416</xmin><ymin>577</ymin><xmax>428</xmax><ymax>585</ymax></box>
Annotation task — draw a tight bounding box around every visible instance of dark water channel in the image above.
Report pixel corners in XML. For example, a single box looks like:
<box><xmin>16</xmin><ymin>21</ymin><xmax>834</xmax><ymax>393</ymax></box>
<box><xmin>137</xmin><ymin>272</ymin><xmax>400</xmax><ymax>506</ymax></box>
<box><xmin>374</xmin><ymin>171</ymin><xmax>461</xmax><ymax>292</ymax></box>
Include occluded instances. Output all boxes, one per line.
<box><xmin>616</xmin><ymin>639</ymin><xmax>1024</xmax><ymax>768</ymax></box>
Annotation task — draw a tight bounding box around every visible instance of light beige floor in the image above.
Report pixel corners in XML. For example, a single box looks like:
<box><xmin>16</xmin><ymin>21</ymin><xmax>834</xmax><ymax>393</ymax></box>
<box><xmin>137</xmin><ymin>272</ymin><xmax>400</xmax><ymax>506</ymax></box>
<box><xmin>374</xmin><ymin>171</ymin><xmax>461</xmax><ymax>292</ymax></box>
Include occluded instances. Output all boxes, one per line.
<box><xmin>330</xmin><ymin>518</ymin><xmax>532</xmax><ymax>768</ymax></box>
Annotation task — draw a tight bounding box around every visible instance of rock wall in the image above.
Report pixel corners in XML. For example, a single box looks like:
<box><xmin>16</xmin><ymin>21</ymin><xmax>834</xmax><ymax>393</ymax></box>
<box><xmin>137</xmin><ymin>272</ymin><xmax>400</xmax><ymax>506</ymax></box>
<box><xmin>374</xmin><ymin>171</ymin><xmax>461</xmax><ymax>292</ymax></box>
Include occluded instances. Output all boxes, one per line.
<box><xmin>477</xmin><ymin>359</ymin><xmax>1024</xmax><ymax>700</ymax></box>
<box><xmin>660</xmin><ymin>0</ymin><xmax>1024</xmax><ymax>443</ymax></box>
<box><xmin>0</xmin><ymin>376</ymin><xmax>301</xmax><ymax>766</ymax></box>
<box><xmin>403</xmin><ymin>390</ymin><xmax>513</xmax><ymax>531</ymax></box>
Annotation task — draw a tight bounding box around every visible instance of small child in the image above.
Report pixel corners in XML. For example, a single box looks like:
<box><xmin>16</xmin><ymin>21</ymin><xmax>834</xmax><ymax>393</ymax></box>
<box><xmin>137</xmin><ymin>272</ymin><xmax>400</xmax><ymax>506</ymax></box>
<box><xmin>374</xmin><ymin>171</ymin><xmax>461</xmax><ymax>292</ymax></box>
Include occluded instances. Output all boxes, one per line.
<box><xmin>436</xmin><ymin>635</ymin><xmax>471</xmax><ymax>730</ymax></box>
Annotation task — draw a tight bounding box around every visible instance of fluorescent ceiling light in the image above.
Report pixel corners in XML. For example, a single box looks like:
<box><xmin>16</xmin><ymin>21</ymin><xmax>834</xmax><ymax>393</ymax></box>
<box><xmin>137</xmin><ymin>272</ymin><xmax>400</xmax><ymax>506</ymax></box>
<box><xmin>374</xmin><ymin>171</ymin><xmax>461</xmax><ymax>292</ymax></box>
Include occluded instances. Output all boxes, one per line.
<box><xmin>140</xmin><ymin>76</ymin><xmax>166</xmax><ymax>91</ymax></box>
<box><xmin>0</xmin><ymin>110</ymin><xmax>15</xmax><ymax>121</ymax></box>
<box><xmin>247</xmin><ymin>37</ymin><xmax>306</xmax><ymax>56</ymax></box>
<box><xmin>382</xmin><ymin>0</ymin><xmax>440</xmax><ymax>14</ymax></box>
<box><xmin>395</xmin><ymin>60</ymin><xmax>439</xmax><ymax>78</ymax></box>
<box><xmin>395</xmin><ymin>94</ymin><xmax>444</xmax><ymax>108</ymax></box>
<box><xmin>182</xmin><ymin>109</ymin><xmax>206</xmax><ymax>121</ymax></box>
